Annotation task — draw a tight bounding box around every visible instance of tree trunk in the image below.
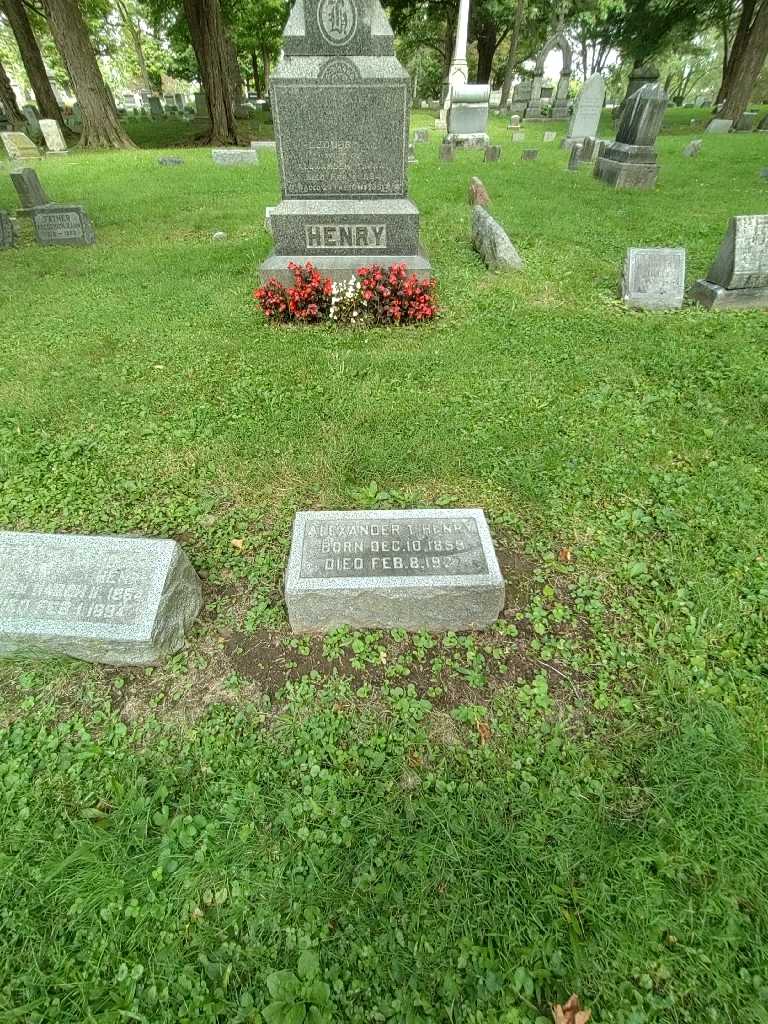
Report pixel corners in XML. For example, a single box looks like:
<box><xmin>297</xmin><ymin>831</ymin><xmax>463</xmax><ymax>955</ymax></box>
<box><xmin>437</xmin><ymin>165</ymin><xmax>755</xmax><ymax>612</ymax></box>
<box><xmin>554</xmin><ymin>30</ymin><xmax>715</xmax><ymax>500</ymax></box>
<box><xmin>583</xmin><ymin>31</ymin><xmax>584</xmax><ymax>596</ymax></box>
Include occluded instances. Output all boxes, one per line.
<box><xmin>499</xmin><ymin>0</ymin><xmax>525</xmax><ymax>106</ymax></box>
<box><xmin>0</xmin><ymin>56</ymin><xmax>25</xmax><ymax>128</ymax></box>
<box><xmin>717</xmin><ymin>0</ymin><xmax>755</xmax><ymax>103</ymax></box>
<box><xmin>720</xmin><ymin>0</ymin><xmax>768</xmax><ymax>118</ymax></box>
<box><xmin>476</xmin><ymin>19</ymin><xmax>497</xmax><ymax>83</ymax></box>
<box><xmin>1</xmin><ymin>0</ymin><xmax>69</xmax><ymax>135</ymax></box>
<box><xmin>225</xmin><ymin>32</ymin><xmax>243</xmax><ymax>106</ymax></box>
<box><xmin>115</xmin><ymin>0</ymin><xmax>152</xmax><ymax>95</ymax></box>
<box><xmin>43</xmin><ymin>0</ymin><xmax>134</xmax><ymax>148</ymax></box>
<box><xmin>251</xmin><ymin>50</ymin><xmax>262</xmax><ymax>95</ymax></box>
<box><xmin>183</xmin><ymin>0</ymin><xmax>238</xmax><ymax>144</ymax></box>
<box><xmin>262</xmin><ymin>46</ymin><xmax>271</xmax><ymax>93</ymax></box>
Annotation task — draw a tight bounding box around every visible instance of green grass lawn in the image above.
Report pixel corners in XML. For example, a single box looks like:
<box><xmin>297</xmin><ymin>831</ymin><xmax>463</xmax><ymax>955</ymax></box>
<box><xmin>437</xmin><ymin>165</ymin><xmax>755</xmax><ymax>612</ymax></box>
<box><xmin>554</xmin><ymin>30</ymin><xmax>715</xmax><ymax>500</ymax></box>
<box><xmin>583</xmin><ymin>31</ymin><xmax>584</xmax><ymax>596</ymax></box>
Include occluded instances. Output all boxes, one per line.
<box><xmin>0</xmin><ymin>112</ymin><xmax>767</xmax><ymax>1024</ymax></box>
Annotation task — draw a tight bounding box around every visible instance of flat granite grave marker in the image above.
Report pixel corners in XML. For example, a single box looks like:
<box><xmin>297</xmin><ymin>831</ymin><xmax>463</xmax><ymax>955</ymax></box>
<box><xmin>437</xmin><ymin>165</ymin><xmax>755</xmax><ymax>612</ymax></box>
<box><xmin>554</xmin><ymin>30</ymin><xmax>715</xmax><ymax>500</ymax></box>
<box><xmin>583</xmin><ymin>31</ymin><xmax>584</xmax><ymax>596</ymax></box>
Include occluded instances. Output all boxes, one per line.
<box><xmin>0</xmin><ymin>209</ymin><xmax>19</xmax><ymax>248</ymax></box>
<box><xmin>31</xmin><ymin>205</ymin><xmax>95</xmax><ymax>245</ymax></box>
<box><xmin>690</xmin><ymin>214</ymin><xmax>768</xmax><ymax>310</ymax></box>
<box><xmin>1</xmin><ymin>131</ymin><xmax>41</xmax><ymax>162</ymax></box>
<box><xmin>543</xmin><ymin>131</ymin><xmax>556</xmax><ymax>142</ymax></box>
<box><xmin>285</xmin><ymin>509</ymin><xmax>505</xmax><ymax>632</ymax></box>
<box><xmin>212</xmin><ymin>148</ymin><xmax>259</xmax><ymax>166</ymax></box>
<box><xmin>622</xmin><ymin>247</ymin><xmax>686</xmax><ymax>309</ymax></box>
<box><xmin>10</xmin><ymin>167</ymin><xmax>51</xmax><ymax>214</ymax></box>
<box><xmin>39</xmin><ymin>118</ymin><xmax>67</xmax><ymax>155</ymax></box>
<box><xmin>0</xmin><ymin>532</ymin><xmax>202</xmax><ymax>665</ymax></box>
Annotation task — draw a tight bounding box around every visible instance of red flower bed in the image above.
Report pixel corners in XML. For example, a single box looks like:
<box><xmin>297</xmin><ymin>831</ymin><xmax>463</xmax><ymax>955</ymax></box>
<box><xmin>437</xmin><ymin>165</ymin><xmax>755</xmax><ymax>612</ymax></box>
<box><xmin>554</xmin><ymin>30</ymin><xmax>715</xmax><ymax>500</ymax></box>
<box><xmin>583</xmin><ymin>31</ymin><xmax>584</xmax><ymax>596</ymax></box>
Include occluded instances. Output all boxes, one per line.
<box><xmin>254</xmin><ymin>261</ymin><xmax>437</xmax><ymax>326</ymax></box>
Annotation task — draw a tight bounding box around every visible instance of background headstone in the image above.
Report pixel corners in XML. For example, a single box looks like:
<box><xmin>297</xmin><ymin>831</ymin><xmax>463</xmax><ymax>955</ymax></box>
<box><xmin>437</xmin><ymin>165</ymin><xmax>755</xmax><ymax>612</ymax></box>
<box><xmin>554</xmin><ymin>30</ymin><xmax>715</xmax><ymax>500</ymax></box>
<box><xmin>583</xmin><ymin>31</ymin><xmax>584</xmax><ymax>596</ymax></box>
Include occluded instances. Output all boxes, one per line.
<box><xmin>212</xmin><ymin>148</ymin><xmax>259</xmax><ymax>166</ymax></box>
<box><xmin>521</xmin><ymin>149</ymin><xmax>538</xmax><ymax>161</ymax></box>
<box><xmin>595</xmin><ymin>83</ymin><xmax>667</xmax><ymax>189</ymax></box>
<box><xmin>567</xmin><ymin>143</ymin><xmax>582</xmax><ymax>170</ymax></box>
<box><xmin>158</xmin><ymin>156</ymin><xmax>184</xmax><ymax>166</ymax></box>
<box><xmin>21</xmin><ymin>104</ymin><xmax>40</xmax><ymax>137</ymax></box>
<box><xmin>484</xmin><ymin>144</ymin><xmax>501</xmax><ymax>162</ymax></box>
<box><xmin>0</xmin><ymin>531</ymin><xmax>202</xmax><ymax>666</ymax></box>
<box><xmin>621</xmin><ymin>247</ymin><xmax>686</xmax><ymax>309</ymax></box>
<box><xmin>756</xmin><ymin>113</ymin><xmax>768</xmax><ymax>132</ymax></box>
<box><xmin>149</xmin><ymin>95</ymin><xmax>163</xmax><ymax>119</ymax></box>
<box><xmin>682</xmin><ymin>138</ymin><xmax>702</xmax><ymax>157</ymax></box>
<box><xmin>512</xmin><ymin>131</ymin><xmax>525</xmax><ymax>142</ymax></box>
<box><xmin>439</xmin><ymin>142</ymin><xmax>455</xmax><ymax>161</ymax></box>
<box><xmin>31</xmin><ymin>205</ymin><xmax>95</xmax><ymax>245</ymax></box>
<box><xmin>285</xmin><ymin>509</ymin><xmax>505</xmax><ymax>632</ymax></box>
<box><xmin>413</xmin><ymin>128</ymin><xmax>430</xmax><ymax>143</ymax></box>
<box><xmin>446</xmin><ymin>83</ymin><xmax>491</xmax><ymax>148</ymax></box>
<box><xmin>1</xmin><ymin>131</ymin><xmax>41</xmax><ymax>162</ymax></box>
<box><xmin>565</xmin><ymin>72</ymin><xmax>605</xmax><ymax>148</ymax></box>
<box><xmin>508</xmin><ymin>114</ymin><xmax>521</xmax><ymax>129</ymax></box>
<box><xmin>0</xmin><ymin>209</ymin><xmax>19</xmax><ymax>248</ymax></box>
<box><xmin>38</xmin><ymin>118</ymin><xmax>67</xmax><ymax>155</ymax></box>
<box><xmin>10</xmin><ymin>168</ymin><xmax>51</xmax><ymax>214</ymax></box>
<box><xmin>704</xmin><ymin>118</ymin><xmax>732</xmax><ymax>134</ymax></box>
<box><xmin>733</xmin><ymin>112</ymin><xmax>757</xmax><ymax>131</ymax></box>
<box><xmin>543</xmin><ymin>131</ymin><xmax>556</xmax><ymax>142</ymax></box>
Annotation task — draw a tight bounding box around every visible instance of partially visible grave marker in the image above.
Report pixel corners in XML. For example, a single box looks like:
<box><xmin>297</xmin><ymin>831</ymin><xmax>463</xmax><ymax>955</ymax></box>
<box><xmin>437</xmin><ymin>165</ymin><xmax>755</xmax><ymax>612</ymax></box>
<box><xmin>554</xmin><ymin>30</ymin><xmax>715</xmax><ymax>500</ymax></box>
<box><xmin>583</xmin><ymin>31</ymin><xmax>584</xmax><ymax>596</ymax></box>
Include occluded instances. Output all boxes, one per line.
<box><xmin>212</xmin><ymin>148</ymin><xmax>259</xmax><ymax>166</ymax></box>
<box><xmin>0</xmin><ymin>532</ymin><xmax>202</xmax><ymax>665</ymax></box>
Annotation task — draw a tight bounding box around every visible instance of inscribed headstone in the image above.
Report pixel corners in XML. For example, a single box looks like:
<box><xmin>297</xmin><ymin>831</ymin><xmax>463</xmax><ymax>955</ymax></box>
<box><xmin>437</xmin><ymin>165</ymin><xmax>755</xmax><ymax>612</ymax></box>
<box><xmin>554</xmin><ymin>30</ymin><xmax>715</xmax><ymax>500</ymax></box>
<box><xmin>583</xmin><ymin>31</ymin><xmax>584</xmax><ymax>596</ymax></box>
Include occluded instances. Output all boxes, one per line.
<box><xmin>622</xmin><ymin>247</ymin><xmax>686</xmax><ymax>309</ymax></box>
<box><xmin>31</xmin><ymin>205</ymin><xmax>95</xmax><ymax>245</ymax></box>
<box><xmin>38</xmin><ymin>119</ymin><xmax>67</xmax><ymax>154</ymax></box>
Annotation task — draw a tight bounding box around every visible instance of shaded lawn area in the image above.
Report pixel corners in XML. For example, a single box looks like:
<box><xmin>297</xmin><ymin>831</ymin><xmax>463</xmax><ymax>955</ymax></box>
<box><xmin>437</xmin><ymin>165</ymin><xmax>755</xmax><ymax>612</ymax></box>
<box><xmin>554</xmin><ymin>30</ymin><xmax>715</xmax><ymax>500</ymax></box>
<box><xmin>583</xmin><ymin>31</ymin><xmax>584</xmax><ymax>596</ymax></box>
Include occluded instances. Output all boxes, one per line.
<box><xmin>0</xmin><ymin>114</ymin><xmax>766</xmax><ymax>1023</ymax></box>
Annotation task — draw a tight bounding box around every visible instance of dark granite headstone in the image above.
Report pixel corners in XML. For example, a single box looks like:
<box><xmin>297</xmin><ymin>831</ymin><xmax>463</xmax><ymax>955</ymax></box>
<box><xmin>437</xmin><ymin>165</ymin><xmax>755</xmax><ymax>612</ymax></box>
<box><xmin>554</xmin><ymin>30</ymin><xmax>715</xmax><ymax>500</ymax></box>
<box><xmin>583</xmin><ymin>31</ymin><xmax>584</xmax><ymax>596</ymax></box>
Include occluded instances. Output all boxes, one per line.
<box><xmin>567</xmin><ymin>143</ymin><xmax>582</xmax><ymax>170</ymax></box>
<box><xmin>10</xmin><ymin>167</ymin><xmax>51</xmax><ymax>214</ymax></box>
<box><xmin>521</xmin><ymin>149</ymin><xmax>538</xmax><ymax>161</ymax></box>
<box><xmin>439</xmin><ymin>142</ymin><xmax>455</xmax><ymax>161</ymax></box>
<box><xmin>0</xmin><ymin>209</ymin><xmax>19</xmax><ymax>248</ymax></box>
<box><xmin>484</xmin><ymin>144</ymin><xmax>501</xmax><ymax>162</ymax></box>
<box><xmin>595</xmin><ymin>83</ymin><xmax>667</xmax><ymax>189</ymax></box>
<box><xmin>31</xmin><ymin>204</ymin><xmax>95</xmax><ymax>246</ymax></box>
<box><xmin>733</xmin><ymin>112</ymin><xmax>757</xmax><ymax>131</ymax></box>
<box><xmin>260</xmin><ymin>0</ymin><xmax>430</xmax><ymax>284</ymax></box>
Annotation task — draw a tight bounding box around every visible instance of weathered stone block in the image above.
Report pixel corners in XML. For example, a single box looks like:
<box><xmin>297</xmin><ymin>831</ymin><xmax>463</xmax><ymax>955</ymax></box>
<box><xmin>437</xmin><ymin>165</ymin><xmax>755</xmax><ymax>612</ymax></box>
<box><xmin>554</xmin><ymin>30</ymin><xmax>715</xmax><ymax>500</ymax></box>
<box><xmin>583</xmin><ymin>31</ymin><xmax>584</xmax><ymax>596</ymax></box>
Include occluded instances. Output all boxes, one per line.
<box><xmin>468</xmin><ymin>176</ymin><xmax>490</xmax><ymax>206</ymax></box>
<box><xmin>567</xmin><ymin>144</ymin><xmax>582</xmax><ymax>170</ymax></box>
<box><xmin>0</xmin><ymin>532</ymin><xmax>202</xmax><ymax>665</ymax></box>
<box><xmin>622</xmin><ymin>247</ymin><xmax>686</xmax><ymax>309</ymax></box>
<box><xmin>439</xmin><ymin>142</ymin><xmax>455</xmax><ymax>161</ymax></box>
<box><xmin>733</xmin><ymin>112</ymin><xmax>757</xmax><ymax>131</ymax></box>
<box><xmin>1</xmin><ymin>131</ymin><xmax>40</xmax><ymax>162</ymax></box>
<box><xmin>595</xmin><ymin>156</ymin><xmax>658</xmax><ymax>189</ymax></box>
<box><xmin>484</xmin><ymin>145</ymin><xmax>501</xmax><ymax>162</ymax></box>
<box><xmin>471</xmin><ymin>204</ymin><xmax>523</xmax><ymax>272</ymax></box>
<box><xmin>689</xmin><ymin>280</ymin><xmax>768</xmax><ymax>310</ymax></box>
<box><xmin>285</xmin><ymin>509</ymin><xmax>505</xmax><ymax>633</ymax></box>
<box><xmin>31</xmin><ymin>205</ymin><xmax>95</xmax><ymax>245</ymax></box>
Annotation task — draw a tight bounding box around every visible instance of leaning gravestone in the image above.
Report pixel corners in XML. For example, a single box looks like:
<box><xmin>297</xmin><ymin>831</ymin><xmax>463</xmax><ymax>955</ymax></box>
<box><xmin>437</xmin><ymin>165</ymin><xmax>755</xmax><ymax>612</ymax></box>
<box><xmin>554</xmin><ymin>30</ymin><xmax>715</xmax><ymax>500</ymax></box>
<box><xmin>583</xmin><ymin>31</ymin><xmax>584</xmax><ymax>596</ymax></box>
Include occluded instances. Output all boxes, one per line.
<box><xmin>621</xmin><ymin>247</ymin><xmax>686</xmax><ymax>310</ymax></box>
<box><xmin>733</xmin><ymin>112</ymin><xmax>757</xmax><ymax>131</ymax></box>
<box><xmin>690</xmin><ymin>215</ymin><xmax>768</xmax><ymax>310</ymax></box>
<box><xmin>31</xmin><ymin>205</ymin><xmax>96</xmax><ymax>246</ymax></box>
<box><xmin>595</xmin><ymin>83</ymin><xmax>667</xmax><ymax>189</ymax></box>
<box><xmin>10</xmin><ymin>167</ymin><xmax>51</xmax><ymax>214</ymax></box>
<box><xmin>285</xmin><ymin>509</ymin><xmax>505</xmax><ymax>632</ymax></box>
<box><xmin>567</xmin><ymin>144</ymin><xmax>583</xmax><ymax>170</ymax></box>
<box><xmin>21</xmin><ymin>105</ymin><xmax>40</xmax><ymax>136</ymax></box>
<box><xmin>471</xmin><ymin>205</ymin><xmax>523</xmax><ymax>273</ymax></box>
<box><xmin>704</xmin><ymin>118</ymin><xmax>732</xmax><ymax>134</ymax></box>
<box><xmin>0</xmin><ymin>532</ymin><xmax>202</xmax><ymax>665</ymax></box>
<box><xmin>212</xmin><ymin>148</ymin><xmax>259</xmax><ymax>166</ymax></box>
<box><xmin>38</xmin><ymin>118</ymin><xmax>68</xmax><ymax>155</ymax></box>
<box><xmin>0</xmin><ymin>131</ymin><xmax>41</xmax><ymax>162</ymax></box>
<box><xmin>260</xmin><ymin>0</ymin><xmax>431</xmax><ymax>284</ymax></box>
<box><xmin>0</xmin><ymin>209</ymin><xmax>19</xmax><ymax>248</ymax></box>
<box><xmin>564</xmin><ymin>72</ymin><xmax>605</xmax><ymax>149</ymax></box>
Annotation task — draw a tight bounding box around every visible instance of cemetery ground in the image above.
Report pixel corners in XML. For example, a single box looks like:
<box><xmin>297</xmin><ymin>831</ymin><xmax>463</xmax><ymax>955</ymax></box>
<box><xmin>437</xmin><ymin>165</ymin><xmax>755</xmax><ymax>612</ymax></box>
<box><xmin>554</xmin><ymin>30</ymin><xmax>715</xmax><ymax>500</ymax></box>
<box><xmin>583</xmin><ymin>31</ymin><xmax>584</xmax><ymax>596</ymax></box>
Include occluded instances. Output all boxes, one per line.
<box><xmin>0</xmin><ymin>110</ymin><xmax>767</xmax><ymax>1024</ymax></box>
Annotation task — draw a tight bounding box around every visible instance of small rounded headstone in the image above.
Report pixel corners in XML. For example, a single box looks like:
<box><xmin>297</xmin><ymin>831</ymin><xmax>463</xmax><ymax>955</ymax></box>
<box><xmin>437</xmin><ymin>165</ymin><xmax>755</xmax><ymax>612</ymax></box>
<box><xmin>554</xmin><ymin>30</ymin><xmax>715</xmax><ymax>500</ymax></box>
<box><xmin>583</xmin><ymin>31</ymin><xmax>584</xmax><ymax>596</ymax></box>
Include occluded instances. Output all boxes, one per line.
<box><xmin>212</xmin><ymin>231</ymin><xmax>227</xmax><ymax>241</ymax></box>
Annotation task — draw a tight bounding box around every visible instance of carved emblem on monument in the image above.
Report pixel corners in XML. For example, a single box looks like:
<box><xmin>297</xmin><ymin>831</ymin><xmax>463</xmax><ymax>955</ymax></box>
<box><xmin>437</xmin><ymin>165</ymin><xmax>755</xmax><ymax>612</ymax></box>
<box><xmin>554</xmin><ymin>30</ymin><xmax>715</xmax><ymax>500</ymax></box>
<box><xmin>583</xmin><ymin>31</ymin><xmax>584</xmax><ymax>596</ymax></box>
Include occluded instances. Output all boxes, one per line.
<box><xmin>317</xmin><ymin>0</ymin><xmax>358</xmax><ymax>46</ymax></box>
<box><xmin>318</xmin><ymin>57</ymin><xmax>361</xmax><ymax>83</ymax></box>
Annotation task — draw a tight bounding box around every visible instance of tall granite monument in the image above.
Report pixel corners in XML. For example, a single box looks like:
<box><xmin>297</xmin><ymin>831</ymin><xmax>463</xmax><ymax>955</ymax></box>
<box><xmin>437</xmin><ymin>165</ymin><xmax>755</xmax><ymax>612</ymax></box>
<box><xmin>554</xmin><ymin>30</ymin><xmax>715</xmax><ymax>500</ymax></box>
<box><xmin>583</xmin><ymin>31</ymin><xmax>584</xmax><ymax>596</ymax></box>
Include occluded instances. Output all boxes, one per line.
<box><xmin>260</xmin><ymin>0</ymin><xmax>431</xmax><ymax>284</ymax></box>
<box><xmin>595</xmin><ymin>83</ymin><xmax>667</xmax><ymax>189</ymax></box>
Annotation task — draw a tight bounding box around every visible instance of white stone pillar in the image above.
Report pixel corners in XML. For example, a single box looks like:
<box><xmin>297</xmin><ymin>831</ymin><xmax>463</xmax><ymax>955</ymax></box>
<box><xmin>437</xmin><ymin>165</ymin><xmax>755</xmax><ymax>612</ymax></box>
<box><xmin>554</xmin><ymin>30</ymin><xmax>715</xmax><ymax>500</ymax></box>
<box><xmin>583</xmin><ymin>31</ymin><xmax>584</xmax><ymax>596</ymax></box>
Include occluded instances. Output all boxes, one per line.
<box><xmin>440</xmin><ymin>0</ymin><xmax>471</xmax><ymax>127</ymax></box>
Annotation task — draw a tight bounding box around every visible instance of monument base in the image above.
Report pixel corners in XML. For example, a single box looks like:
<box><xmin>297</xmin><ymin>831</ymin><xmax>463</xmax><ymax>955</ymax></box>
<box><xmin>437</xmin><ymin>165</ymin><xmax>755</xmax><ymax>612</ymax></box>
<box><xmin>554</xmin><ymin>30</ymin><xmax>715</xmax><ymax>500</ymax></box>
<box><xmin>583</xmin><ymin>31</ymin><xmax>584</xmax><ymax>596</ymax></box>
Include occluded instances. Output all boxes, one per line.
<box><xmin>689</xmin><ymin>279</ymin><xmax>768</xmax><ymax>310</ymax></box>
<box><xmin>444</xmin><ymin>132</ymin><xmax>489</xmax><ymax>148</ymax></box>
<box><xmin>260</xmin><ymin>251</ymin><xmax>432</xmax><ymax>285</ymax></box>
<box><xmin>550</xmin><ymin>104</ymin><xmax>569</xmax><ymax>119</ymax></box>
<box><xmin>595</xmin><ymin>156</ymin><xmax>658</xmax><ymax>189</ymax></box>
